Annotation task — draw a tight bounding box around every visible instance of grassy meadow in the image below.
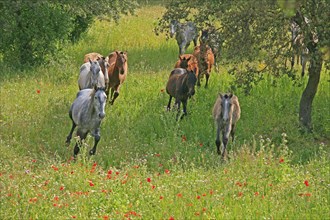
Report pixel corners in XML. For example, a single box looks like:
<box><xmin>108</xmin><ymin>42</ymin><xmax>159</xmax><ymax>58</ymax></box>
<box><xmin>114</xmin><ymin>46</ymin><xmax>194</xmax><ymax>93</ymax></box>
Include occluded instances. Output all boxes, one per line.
<box><xmin>0</xmin><ymin>5</ymin><xmax>329</xmax><ymax>219</ymax></box>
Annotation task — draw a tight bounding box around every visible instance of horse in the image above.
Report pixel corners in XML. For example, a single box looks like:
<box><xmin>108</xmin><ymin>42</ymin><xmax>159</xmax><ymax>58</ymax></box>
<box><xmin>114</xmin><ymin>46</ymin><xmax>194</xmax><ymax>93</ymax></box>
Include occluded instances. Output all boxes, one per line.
<box><xmin>66</xmin><ymin>86</ymin><xmax>107</xmax><ymax>157</ymax></box>
<box><xmin>166</xmin><ymin>68</ymin><xmax>197</xmax><ymax>120</ymax></box>
<box><xmin>290</xmin><ymin>17</ymin><xmax>318</xmax><ymax>77</ymax></box>
<box><xmin>174</xmin><ymin>54</ymin><xmax>199</xmax><ymax>77</ymax></box>
<box><xmin>212</xmin><ymin>93</ymin><xmax>241</xmax><ymax>159</ymax></box>
<box><xmin>78</xmin><ymin>59</ymin><xmax>107</xmax><ymax>90</ymax></box>
<box><xmin>200</xmin><ymin>27</ymin><xmax>222</xmax><ymax>71</ymax></box>
<box><xmin>84</xmin><ymin>52</ymin><xmax>109</xmax><ymax>85</ymax></box>
<box><xmin>169</xmin><ymin>20</ymin><xmax>198</xmax><ymax>55</ymax></box>
<box><xmin>193</xmin><ymin>43</ymin><xmax>215</xmax><ymax>88</ymax></box>
<box><xmin>106</xmin><ymin>51</ymin><xmax>128</xmax><ymax>105</ymax></box>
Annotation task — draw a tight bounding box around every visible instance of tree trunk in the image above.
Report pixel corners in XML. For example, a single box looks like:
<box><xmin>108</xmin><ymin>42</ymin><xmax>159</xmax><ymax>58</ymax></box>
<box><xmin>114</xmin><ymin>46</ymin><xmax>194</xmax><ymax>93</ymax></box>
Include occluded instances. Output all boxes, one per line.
<box><xmin>298</xmin><ymin>51</ymin><xmax>322</xmax><ymax>131</ymax></box>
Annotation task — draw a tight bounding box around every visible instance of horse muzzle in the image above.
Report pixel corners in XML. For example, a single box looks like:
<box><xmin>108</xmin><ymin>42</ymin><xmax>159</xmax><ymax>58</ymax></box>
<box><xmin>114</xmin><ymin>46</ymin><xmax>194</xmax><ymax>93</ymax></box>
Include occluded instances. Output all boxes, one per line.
<box><xmin>99</xmin><ymin>112</ymin><xmax>106</xmax><ymax>119</ymax></box>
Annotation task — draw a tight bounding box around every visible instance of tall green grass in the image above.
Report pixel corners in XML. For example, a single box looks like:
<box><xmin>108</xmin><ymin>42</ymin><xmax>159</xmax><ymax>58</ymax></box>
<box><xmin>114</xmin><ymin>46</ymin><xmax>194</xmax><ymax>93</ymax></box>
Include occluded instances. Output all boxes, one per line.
<box><xmin>0</xmin><ymin>5</ymin><xmax>329</xmax><ymax>219</ymax></box>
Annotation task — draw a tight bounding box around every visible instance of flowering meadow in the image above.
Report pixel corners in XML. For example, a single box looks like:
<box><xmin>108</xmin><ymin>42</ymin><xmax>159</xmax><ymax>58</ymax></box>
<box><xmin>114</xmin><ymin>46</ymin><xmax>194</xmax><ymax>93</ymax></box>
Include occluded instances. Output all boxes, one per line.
<box><xmin>1</xmin><ymin>5</ymin><xmax>329</xmax><ymax>219</ymax></box>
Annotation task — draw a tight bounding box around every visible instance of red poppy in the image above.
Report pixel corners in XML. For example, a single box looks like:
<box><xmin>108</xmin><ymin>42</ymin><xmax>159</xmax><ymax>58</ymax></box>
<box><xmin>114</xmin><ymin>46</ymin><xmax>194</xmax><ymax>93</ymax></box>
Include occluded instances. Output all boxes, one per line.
<box><xmin>54</xmin><ymin>196</ymin><xmax>59</xmax><ymax>201</ymax></box>
<box><xmin>199</xmin><ymin>142</ymin><xmax>203</xmax><ymax>147</ymax></box>
<box><xmin>202</xmin><ymin>207</ymin><xmax>207</xmax><ymax>212</ymax></box>
<box><xmin>181</xmin><ymin>135</ymin><xmax>187</xmax><ymax>142</ymax></box>
<box><xmin>60</xmin><ymin>186</ymin><xmax>64</xmax><ymax>191</ymax></box>
<box><xmin>254</xmin><ymin>192</ymin><xmax>259</xmax><ymax>196</ymax></box>
<box><xmin>165</xmin><ymin>169</ymin><xmax>170</xmax><ymax>174</ymax></box>
<box><xmin>196</xmin><ymin>195</ymin><xmax>201</xmax><ymax>199</ymax></box>
<box><xmin>304</xmin><ymin>180</ymin><xmax>309</xmax><ymax>186</ymax></box>
<box><xmin>238</xmin><ymin>192</ymin><xmax>243</xmax><ymax>197</ymax></box>
<box><xmin>89</xmin><ymin>181</ymin><xmax>95</xmax><ymax>187</ymax></box>
<box><xmin>279</xmin><ymin>158</ymin><xmax>284</xmax><ymax>163</ymax></box>
<box><xmin>177</xmin><ymin>193</ymin><xmax>182</xmax><ymax>198</ymax></box>
<box><xmin>36</xmin><ymin>89</ymin><xmax>41</xmax><ymax>94</ymax></box>
<box><xmin>72</xmin><ymin>216</ymin><xmax>77</xmax><ymax>219</ymax></box>
<box><xmin>147</xmin><ymin>178</ymin><xmax>151</xmax><ymax>183</ymax></box>
<box><xmin>169</xmin><ymin>217</ymin><xmax>175</xmax><ymax>220</ymax></box>
<box><xmin>160</xmin><ymin>196</ymin><xmax>164</xmax><ymax>200</ymax></box>
<box><xmin>151</xmin><ymin>185</ymin><xmax>156</xmax><ymax>189</ymax></box>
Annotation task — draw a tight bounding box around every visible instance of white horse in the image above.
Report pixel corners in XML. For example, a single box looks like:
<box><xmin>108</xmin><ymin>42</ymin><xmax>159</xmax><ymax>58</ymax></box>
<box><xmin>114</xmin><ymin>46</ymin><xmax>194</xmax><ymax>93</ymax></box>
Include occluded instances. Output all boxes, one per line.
<box><xmin>78</xmin><ymin>59</ymin><xmax>107</xmax><ymax>90</ymax></box>
<box><xmin>213</xmin><ymin>93</ymin><xmax>241</xmax><ymax>159</ymax></box>
<box><xmin>66</xmin><ymin>86</ymin><xmax>107</xmax><ymax>157</ymax></box>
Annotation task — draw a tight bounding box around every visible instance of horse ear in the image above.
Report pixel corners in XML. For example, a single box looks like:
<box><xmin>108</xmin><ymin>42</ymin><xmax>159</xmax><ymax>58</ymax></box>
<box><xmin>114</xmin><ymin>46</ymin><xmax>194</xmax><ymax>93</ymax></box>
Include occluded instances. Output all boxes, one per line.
<box><xmin>219</xmin><ymin>93</ymin><xmax>224</xmax><ymax>99</ymax></box>
<box><xmin>88</xmin><ymin>58</ymin><xmax>92</xmax><ymax>64</ymax></box>
<box><xmin>187</xmin><ymin>57</ymin><xmax>191</xmax><ymax>62</ymax></box>
<box><xmin>228</xmin><ymin>93</ymin><xmax>233</xmax><ymax>98</ymax></box>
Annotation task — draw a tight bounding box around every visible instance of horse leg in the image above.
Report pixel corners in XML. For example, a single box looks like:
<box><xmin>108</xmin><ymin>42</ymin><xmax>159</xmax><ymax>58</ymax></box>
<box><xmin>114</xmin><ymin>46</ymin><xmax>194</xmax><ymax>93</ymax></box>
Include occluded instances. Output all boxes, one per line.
<box><xmin>197</xmin><ymin>73</ymin><xmax>201</xmax><ymax>87</ymax></box>
<box><xmin>180</xmin><ymin>99</ymin><xmax>188</xmax><ymax>120</ymax></box>
<box><xmin>221</xmin><ymin>124</ymin><xmax>231</xmax><ymax>159</ymax></box>
<box><xmin>193</xmin><ymin>37</ymin><xmax>197</xmax><ymax>47</ymax></box>
<box><xmin>66</xmin><ymin>120</ymin><xmax>76</xmax><ymax>146</ymax></box>
<box><xmin>205</xmin><ymin>73</ymin><xmax>210</xmax><ymax>88</ymax></box>
<box><xmin>89</xmin><ymin>128</ymin><xmax>100</xmax><ymax>155</ymax></box>
<box><xmin>110</xmin><ymin>86</ymin><xmax>120</xmax><ymax>105</ymax></box>
<box><xmin>175</xmin><ymin>100</ymin><xmax>181</xmax><ymax>121</ymax></box>
<box><xmin>301</xmin><ymin>53</ymin><xmax>307</xmax><ymax>77</ymax></box>
<box><xmin>73</xmin><ymin>129</ymin><xmax>88</xmax><ymax>158</ymax></box>
<box><xmin>231</xmin><ymin>123</ymin><xmax>236</xmax><ymax>142</ymax></box>
<box><xmin>215</xmin><ymin>124</ymin><xmax>221</xmax><ymax>155</ymax></box>
<box><xmin>167</xmin><ymin>96</ymin><xmax>172</xmax><ymax>111</ymax></box>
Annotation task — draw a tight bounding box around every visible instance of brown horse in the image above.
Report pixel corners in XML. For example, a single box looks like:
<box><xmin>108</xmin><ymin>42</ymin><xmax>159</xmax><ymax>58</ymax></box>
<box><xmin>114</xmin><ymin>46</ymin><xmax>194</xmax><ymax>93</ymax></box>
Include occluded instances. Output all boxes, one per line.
<box><xmin>166</xmin><ymin>68</ymin><xmax>197</xmax><ymax>120</ymax></box>
<box><xmin>174</xmin><ymin>54</ymin><xmax>199</xmax><ymax>77</ymax></box>
<box><xmin>105</xmin><ymin>51</ymin><xmax>128</xmax><ymax>105</ymax></box>
<box><xmin>193</xmin><ymin>44</ymin><xmax>214</xmax><ymax>88</ymax></box>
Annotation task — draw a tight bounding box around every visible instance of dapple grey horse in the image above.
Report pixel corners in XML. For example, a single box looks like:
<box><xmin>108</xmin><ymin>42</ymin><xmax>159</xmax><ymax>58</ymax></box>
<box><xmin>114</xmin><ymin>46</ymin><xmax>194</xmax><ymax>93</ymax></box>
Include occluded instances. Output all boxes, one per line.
<box><xmin>170</xmin><ymin>20</ymin><xmax>198</xmax><ymax>55</ymax></box>
<box><xmin>78</xmin><ymin>59</ymin><xmax>107</xmax><ymax>90</ymax></box>
<box><xmin>213</xmin><ymin>93</ymin><xmax>241</xmax><ymax>159</ymax></box>
<box><xmin>66</xmin><ymin>86</ymin><xmax>107</xmax><ymax>157</ymax></box>
<box><xmin>290</xmin><ymin>17</ymin><xmax>318</xmax><ymax>77</ymax></box>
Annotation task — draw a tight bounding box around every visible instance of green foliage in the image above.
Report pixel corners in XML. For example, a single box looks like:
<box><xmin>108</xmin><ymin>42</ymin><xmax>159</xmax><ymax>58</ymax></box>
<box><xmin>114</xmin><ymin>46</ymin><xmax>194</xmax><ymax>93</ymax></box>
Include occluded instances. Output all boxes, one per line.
<box><xmin>0</xmin><ymin>0</ymin><xmax>138</xmax><ymax>66</ymax></box>
<box><xmin>0</xmin><ymin>5</ymin><xmax>329</xmax><ymax>219</ymax></box>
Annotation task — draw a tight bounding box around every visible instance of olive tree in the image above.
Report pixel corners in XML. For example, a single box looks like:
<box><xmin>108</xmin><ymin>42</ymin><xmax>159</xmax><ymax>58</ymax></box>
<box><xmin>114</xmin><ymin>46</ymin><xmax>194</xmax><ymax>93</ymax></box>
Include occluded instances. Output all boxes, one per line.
<box><xmin>155</xmin><ymin>0</ymin><xmax>329</xmax><ymax>131</ymax></box>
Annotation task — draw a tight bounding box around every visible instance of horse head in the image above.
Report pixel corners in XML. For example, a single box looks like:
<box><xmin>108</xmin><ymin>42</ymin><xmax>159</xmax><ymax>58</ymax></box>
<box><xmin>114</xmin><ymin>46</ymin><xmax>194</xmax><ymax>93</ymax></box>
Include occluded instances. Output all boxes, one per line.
<box><xmin>220</xmin><ymin>93</ymin><xmax>233</xmax><ymax>123</ymax></box>
<box><xmin>115</xmin><ymin>51</ymin><xmax>127</xmax><ymax>75</ymax></box>
<box><xmin>91</xmin><ymin>86</ymin><xmax>107</xmax><ymax>119</ymax></box>
<box><xmin>89</xmin><ymin>58</ymin><xmax>101</xmax><ymax>87</ymax></box>
<box><xmin>169</xmin><ymin>20</ymin><xmax>179</xmax><ymax>38</ymax></box>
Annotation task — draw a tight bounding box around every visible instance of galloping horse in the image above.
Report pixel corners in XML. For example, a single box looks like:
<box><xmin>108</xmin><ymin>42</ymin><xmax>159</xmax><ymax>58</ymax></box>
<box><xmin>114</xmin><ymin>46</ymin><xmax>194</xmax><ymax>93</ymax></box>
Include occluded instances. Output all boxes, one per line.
<box><xmin>212</xmin><ymin>93</ymin><xmax>241</xmax><ymax>159</ymax></box>
<box><xmin>66</xmin><ymin>86</ymin><xmax>107</xmax><ymax>157</ymax></box>
<box><xmin>200</xmin><ymin>27</ymin><xmax>222</xmax><ymax>71</ymax></box>
<box><xmin>166</xmin><ymin>68</ymin><xmax>197</xmax><ymax>120</ymax></box>
<box><xmin>193</xmin><ymin>43</ymin><xmax>215</xmax><ymax>88</ymax></box>
<box><xmin>83</xmin><ymin>52</ymin><xmax>109</xmax><ymax>85</ymax></box>
<box><xmin>78</xmin><ymin>59</ymin><xmax>106</xmax><ymax>90</ymax></box>
<box><xmin>106</xmin><ymin>51</ymin><xmax>128</xmax><ymax>105</ymax></box>
<box><xmin>170</xmin><ymin>20</ymin><xmax>198</xmax><ymax>55</ymax></box>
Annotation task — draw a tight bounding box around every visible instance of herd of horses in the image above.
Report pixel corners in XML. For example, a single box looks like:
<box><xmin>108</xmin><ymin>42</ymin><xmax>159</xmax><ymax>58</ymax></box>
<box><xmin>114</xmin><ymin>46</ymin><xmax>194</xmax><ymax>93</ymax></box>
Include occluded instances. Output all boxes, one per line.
<box><xmin>66</xmin><ymin>18</ymin><xmax>308</xmax><ymax>160</ymax></box>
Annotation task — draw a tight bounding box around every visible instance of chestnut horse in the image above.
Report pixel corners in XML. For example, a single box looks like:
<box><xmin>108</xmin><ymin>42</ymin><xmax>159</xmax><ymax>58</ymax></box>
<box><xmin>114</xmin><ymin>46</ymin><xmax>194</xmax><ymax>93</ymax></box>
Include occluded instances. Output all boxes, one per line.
<box><xmin>106</xmin><ymin>51</ymin><xmax>128</xmax><ymax>105</ymax></box>
<box><xmin>174</xmin><ymin>54</ymin><xmax>199</xmax><ymax>77</ymax></box>
<box><xmin>193</xmin><ymin>44</ymin><xmax>215</xmax><ymax>88</ymax></box>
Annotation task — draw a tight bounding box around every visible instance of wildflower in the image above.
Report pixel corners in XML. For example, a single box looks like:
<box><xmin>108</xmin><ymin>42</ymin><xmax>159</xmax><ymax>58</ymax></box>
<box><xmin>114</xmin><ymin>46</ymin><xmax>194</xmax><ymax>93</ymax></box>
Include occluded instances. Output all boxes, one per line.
<box><xmin>279</xmin><ymin>158</ymin><xmax>284</xmax><ymax>163</ymax></box>
<box><xmin>32</xmin><ymin>159</ymin><xmax>37</xmax><ymax>163</ymax></box>
<box><xmin>199</xmin><ymin>142</ymin><xmax>203</xmax><ymax>147</ymax></box>
<box><xmin>196</xmin><ymin>195</ymin><xmax>201</xmax><ymax>199</ymax></box>
<box><xmin>254</xmin><ymin>192</ymin><xmax>259</xmax><ymax>196</ymax></box>
<box><xmin>202</xmin><ymin>193</ymin><xmax>206</xmax><ymax>197</ymax></box>
<box><xmin>160</xmin><ymin>196</ymin><xmax>164</xmax><ymax>200</ymax></box>
<box><xmin>60</xmin><ymin>186</ymin><xmax>64</xmax><ymax>191</ymax></box>
<box><xmin>72</xmin><ymin>216</ymin><xmax>77</xmax><ymax>219</ymax></box>
<box><xmin>169</xmin><ymin>216</ymin><xmax>175</xmax><ymax>220</ymax></box>
<box><xmin>202</xmin><ymin>207</ymin><xmax>207</xmax><ymax>212</ymax></box>
<box><xmin>36</xmin><ymin>89</ymin><xmax>41</xmax><ymax>94</ymax></box>
<box><xmin>194</xmin><ymin>212</ymin><xmax>200</xmax><ymax>216</ymax></box>
<box><xmin>51</xmin><ymin>165</ymin><xmax>59</xmax><ymax>171</ymax></box>
<box><xmin>155</xmin><ymin>153</ymin><xmax>161</xmax><ymax>157</ymax></box>
<box><xmin>151</xmin><ymin>185</ymin><xmax>156</xmax><ymax>189</ymax></box>
<box><xmin>209</xmin><ymin>190</ymin><xmax>213</xmax><ymax>195</ymax></box>
<box><xmin>305</xmin><ymin>193</ymin><xmax>312</xmax><ymax>197</ymax></box>
<box><xmin>177</xmin><ymin>193</ymin><xmax>182</xmax><ymax>198</ymax></box>
<box><xmin>147</xmin><ymin>178</ymin><xmax>151</xmax><ymax>183</ymax></box>
<box><xmin>54</xmin><ymin>196</ymin><xmax>59</xmax><ymax>201</ymax></box>
<box><xmin>89</xmin><ymin>181</ymin><xmax>95</xmax><ymax>187</ymax></box>
<box><xmin>165</xmin><ymin>169</ymin><xmax>170</xmax><ymax>174</ymax></box>
<box><xmin>181</xmin><ymin>135</ymin><xmax>187</xmax><ymax>142</ymax></box>
<box><xmin>304</xmin><ymin>180</ymin><xmax>309</xmax><ymax>187</ymax></box>
<box><xmin>103</xmin><ymin>216</ymin><xmax>109</xmax><ymax>220</ymax></box>
<box><xmin>238</xmin><ymin>192</ymin><xmax>243</xmax><ymax>197</ymax></box>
